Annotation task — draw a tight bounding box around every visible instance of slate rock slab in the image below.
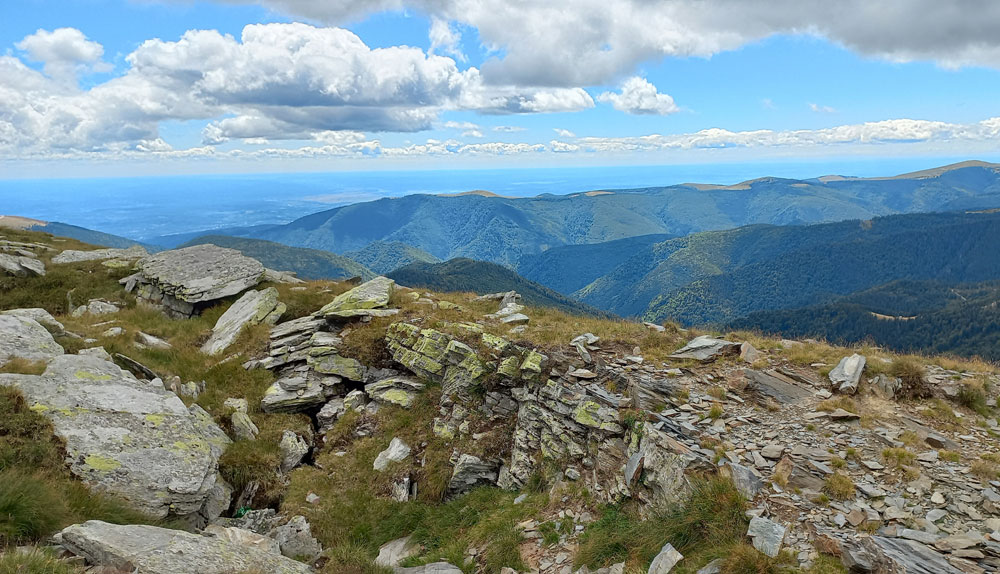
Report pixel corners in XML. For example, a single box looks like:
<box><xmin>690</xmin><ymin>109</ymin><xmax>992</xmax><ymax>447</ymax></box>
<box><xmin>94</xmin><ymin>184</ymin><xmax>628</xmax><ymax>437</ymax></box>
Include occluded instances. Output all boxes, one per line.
<box><xmin>127</xmin><ymin>244</ymin><xmax>265</xmax><ymax>317</ymax></box>
<box><xmin>53</xmin><ymin>245</ymin><xmax>148</xmax><ymax>264</ymax></box>
<box><xmin>58</xmin><ymin>521</ymin><xmax>311</xmax><ymax>574</ymax></box>
<box><xmin>0</xmin><ymin>314</ymin><xmax>64</xmax><ymax>366</ymax></box>
<box><xmin>0</xmin><ymin>253</ymin><xmax>45</xmax><ymax>276</ymax></box>
<box><xmin>201</xmin><ymin>287</ymin><xmax>285</xmax><ymax>355</ymax></box>
<box><xmin>0</xmin><ymin>354</ymin><xmax>230</xmax><ymax>520</ymax></box>
<box><xmin>747</xmin><ymin>516</ymin><xmax>786</xmax><ymax>557</ymax></box>
<box><xmin>669</xmin><ymin>336</ymin><xmax>740</xmax><ymax>362</ymax></box>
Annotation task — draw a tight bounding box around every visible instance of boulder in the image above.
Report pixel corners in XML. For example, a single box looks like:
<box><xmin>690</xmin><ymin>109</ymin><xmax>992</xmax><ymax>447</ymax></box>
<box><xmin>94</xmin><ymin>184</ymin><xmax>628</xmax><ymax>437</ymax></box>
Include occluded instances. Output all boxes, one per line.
<box><xmin>365</xmin><ymin>376</ymin><xmax>426</xmax><ymax>408</ymax></box>
<box><xmin>668</xmin><ymin>336</ymin><xmax>740</xmax><ymax>362</ymax></box>
<box><xmin>720</xmin><ymin>461</ymin><xmax>763</xmax><ymax>499</ymax></box>
<box><xmin>0</xmin><ymin>314</ymin><xmax>64</xmax><ymax>366</ymax></box>
<box><xmin>53</xmin><ymin>245</ymin><xmax>147</xmax><ymax>264</ymax></box>
<box><xmin>309</xmin><ymin>353</ymin><xmax>365</xmax><ymax>381</ymax></box>
<box><xmin>279</xmin><ymin>430</ymin><xmax>309</xmax><ymax>473</ymax></box>
<box><xmin>0</xmin><ymin>354</ymin><xmax>230</xmax><ymax>521</ymax></box>
<box><xmin>747</xmin><ymin>517</ymin><xmax>786</xmax><ymax>557</ymax></box>
<box><xmin>136</xmin><ymin>331</ymin><xmax>171</xmax><ymax>350</ymax></box>
<box><xmin>201</xmin><ymin>287</ymin><xmax>285</xmax><ymax>355</ymax></box>
<box><xmin>125</xmin><ymin>244</ymin><xmax>265</xmax><ymax>318</ymax></box>
<box><xmin>447</xmin><ymin>454</ymin><xmax>500</xmax><ymax>497</ymax></box>
<box><xmin>648</xmin><ymin>543</ymin><xmax>683</xmax><ymax>574</ymax></box>
<box><xmin>0</xmin><ymin>252</ymin><xmax>45</xmax><ymax>276</ymax></box>
<box><xmin>374</xmin><ymin>437</ymin><xmax>411</xmax><ymax>471</ymax></box>
<box><xmin>829</xmin><ymin>354</ymin><xmax>866</xmax><ymax>394</ymax></box>
<box><xmin>58</xmin><ymin>521</ymin><xmax>310</xmax><ymax>574</ymax></box>
<box><xmin>231</xmin><ymin>411</ymin><xmax>259</xmax><ymax>441</ymax></box>
<box><xmin>318</xmin><ymin>276</ymin><xmax>396</xmax><ymax>318</ymax></box>
<box><xmin>1</xmin><ymin>308</ymin><xmax>64</xmax><ymax>332</ymax></box>
<box><xmin>269</xmin><ymin>515</ymin><xmax>323</xmax><ymax>561</ymax></box>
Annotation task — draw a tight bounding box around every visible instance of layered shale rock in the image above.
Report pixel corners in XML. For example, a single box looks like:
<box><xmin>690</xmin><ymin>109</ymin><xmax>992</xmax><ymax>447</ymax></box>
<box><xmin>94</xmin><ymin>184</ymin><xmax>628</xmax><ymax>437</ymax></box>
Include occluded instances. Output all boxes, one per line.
<box><xmin>53</xmin><ymin>245</ymin><xmax>148</xmax><ymax>264</ymax></box>
<box><xmin>122</xmin><ymin>244</ymin><xmax>265</xmax><ymax>318</ymax></box>
<box><xmin>0</xmin><ymin>354</ymin><xmax>231</xmax><ymax>522</ymax></box>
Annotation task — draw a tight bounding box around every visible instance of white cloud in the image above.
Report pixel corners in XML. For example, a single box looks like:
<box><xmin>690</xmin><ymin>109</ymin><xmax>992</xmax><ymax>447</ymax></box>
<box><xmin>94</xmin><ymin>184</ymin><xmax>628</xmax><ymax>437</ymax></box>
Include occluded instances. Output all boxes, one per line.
<box><xmin>809</xmin><ymin>103</ymin><xmax>836</xmax><ymax>113</ymax></box>
<box><xmin>429</xmin><ymin>17</ymin><xmax>466</xmax><ymax>62</ymax></box>
<box><xmin>598</xmin><ymin>76</ymin><xmax>679</xmax><ymax>115</ymax></box>
<box><xmin>554</xmin><ymin>128</ymin><xmax>576</xmax><ymax>137</ymax></box>
<box><xmin>203</xmin><ymin>0</ymin><xmax>1000</xmax><ymax>87</ymax></box>
<box><xmin>16</xmin><ymin>28</ymin><xmax>108</xmax><ymax>81</ymax></box>
<box><xmin>493</xmin><ymin>125</ymin><xmax>526</xmax><ymax>132</ymax></box>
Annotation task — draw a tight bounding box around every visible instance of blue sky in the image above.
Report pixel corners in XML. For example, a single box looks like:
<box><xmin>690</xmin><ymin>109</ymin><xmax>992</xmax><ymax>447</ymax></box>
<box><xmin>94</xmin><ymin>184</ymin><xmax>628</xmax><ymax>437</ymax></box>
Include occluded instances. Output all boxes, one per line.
<box><xmin>3</xmin><ymin>0</ymin><xmax>1000</xmax><ymax>177</ymax></box>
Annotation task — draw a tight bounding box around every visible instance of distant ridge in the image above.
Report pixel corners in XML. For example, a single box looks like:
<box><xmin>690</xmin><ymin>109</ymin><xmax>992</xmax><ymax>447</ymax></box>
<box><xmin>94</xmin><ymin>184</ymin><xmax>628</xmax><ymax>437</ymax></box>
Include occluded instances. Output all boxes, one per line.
<box><xmin>435</xmin><ymin>190</ymin><xmax>512</xmax><ymax>198</ymax></box>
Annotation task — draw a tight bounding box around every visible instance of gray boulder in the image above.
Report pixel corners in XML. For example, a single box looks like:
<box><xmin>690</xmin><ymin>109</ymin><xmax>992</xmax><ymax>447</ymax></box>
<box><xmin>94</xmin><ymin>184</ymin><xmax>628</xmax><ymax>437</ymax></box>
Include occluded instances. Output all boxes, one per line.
<box><xmin>319</xmin><ymin>276</ymin><xmax>396</xmax><ymax>319</ymax></box>
<box><xmin>648</xmin><ymin>543</ymin><xmax>683</xmax><ymax>574</ymax></box>
<box><xmin>53</xmin><ymin>245</ymin><xmax>147</xmax><ymax>264</ymax></box>
<box><xmin>261</xmin><ymin>372</ymin><xmax>344</xmax><ymax>413</ymax></box>
<box><xmin>71</xmin><ymin>299</ymin><xmax>120</xmax><ymax>317</ymax></box>
<box><xmin>830</xmin><ymin>354</ymin><xmax>866</xmax><ymax>394</ymax></box>
<box><xmin>376</xmin><ymin>536</ymin><xmax>418</xmax><ymax>567</ymax></box>
<box><xmin>58</xmin><ymin>521</ymin><xmax>310</xmax><ymax>574</ymax></box>
<box><xmin>269</xmin><ymin>515</ymin><xmax>323</xmax><ymax>561</ymax></box>
<box><xmin>125</xmin><ymin>244</ymin><xmax>265</xmax><ymax>318</ymax></box>
<box><xmin>747</xmin><ymin>516</ymin><xmax>786</xmax><ymax>557</ymax></box>
<box><xmin>0</xmin><ymin>314</ymin><xmax>64</xmax><ymax>366</ymax></box>
<box><xmin>669</xmin><ymin>336</ymin><xmax>740</xmax><ymax>362</ymax></box>
<box><xmin>0</xmin><ymin>354</ymin><xmax>230</xmax><ymax>520</ymax></box>
<box><xmin>374</xmin><ymin>437</ymin><xmax>411</xmax><ymax>471</ymax></box>
<box><xmin>201</xmin><ymin>287</ymin><xmax>285</xmax><ymax>355</ymax></box>
<box><xmin>0</xmin><ymin>252</ymin><xmax>45</xmax><ymax>276</ymax></box>
<box><xmin>1</xmin><ymin>308</ymin><xmax>64</xmax><ymax>332</ymax></box>
<box><xmin>279</xmin><ymin>430</ymin><xmax>309</xmax><ymax>473</ymax></box>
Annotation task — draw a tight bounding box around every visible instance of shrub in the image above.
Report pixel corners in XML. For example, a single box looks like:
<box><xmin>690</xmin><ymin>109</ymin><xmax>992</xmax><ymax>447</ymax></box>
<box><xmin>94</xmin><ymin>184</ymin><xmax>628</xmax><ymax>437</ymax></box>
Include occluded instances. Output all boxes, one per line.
<box><xmin>890</xmin><ymin>358</ymin><xmax>929</xmax><ymax>398</ymax></box>
<box><xmin>971</xmin><ymin>460</ymin><xmax>1000</xmax><ymax>481</ymax></box>
<box><xmin>816</xmin><ymin>397</ymin><xmax>857</xmax><ymax>414</ymax></box>
<box><xmin>708</xmin><ymin>404</ymin><xmax>724</xmax><ymax>420</ymax></box>
<box><xmin>881</xmin><ymin>448</ymin><xmax>916</xmax><ymax>467</ymax></box>
<box><xmin>957</xmin><ymin>382</ymin><xmax>990</xmax><ymax>416</ymax></box>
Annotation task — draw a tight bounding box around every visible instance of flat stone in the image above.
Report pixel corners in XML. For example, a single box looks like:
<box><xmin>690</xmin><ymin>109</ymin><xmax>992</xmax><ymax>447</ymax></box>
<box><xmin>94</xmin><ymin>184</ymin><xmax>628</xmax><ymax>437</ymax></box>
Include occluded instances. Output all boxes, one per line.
<box><xmin>129</xmin><ymin>245</ymin><xmax>265</xmax><ymax>317</ymax></box>
<box><xmin>1</xmin><ymin>308</ymin><xmax>64</xmax><ymax>332</ymax></box>
<box><xmin>0</xmin><ymin>355</ymin><xmax>230</xmax><ymax>521</ymax></box>
<box><xmin>669</xmin><ymin>335</ymin><xmax>740</xmax><ymax>362</ymax></box>
<box><xmin>269</xmin><ymin>515</ymin><xmax>322</xmax><ymax>561</ymax></box>
<box><xmin>53</xmin><ymin>245</ymin><xmax>147</xmax><ymax>264</ymax></box>
<box><xmin>58</xmin><ymin>521</ymin><xmax>310</xmax><ymax>574</ymax></box>
<box><xmin>747</xmin><ymin>516</ymin><xmax>786</xmax><ymax>557</ymax></box>
<box><xmin>376</xmin><ymin>536</ymin><xmax>418</xmax><ymax>567</ymax></box>
<box><xmin>365</xmin><ymin>376</ymin><xmax>425</xmax><ymax>408</ymax></box>
<box><xmin>0</xmin><ymin>314</ymin><xmax>64</xmax><ymax>366</ymax></box>
<box><xmin>202</xmin><ymin>288</ymin><xmax>285</xmax><ymax>355</ymax></box>
<box><xmin>500</xmin><ymin>313</ymin><xmax>530</xmax><ymax>325</ymax></box>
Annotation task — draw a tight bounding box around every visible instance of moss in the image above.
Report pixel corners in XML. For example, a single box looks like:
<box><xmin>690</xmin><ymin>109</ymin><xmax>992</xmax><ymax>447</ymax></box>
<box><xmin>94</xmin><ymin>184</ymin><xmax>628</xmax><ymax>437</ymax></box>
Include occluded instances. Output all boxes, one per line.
<box><xmin>83</xmin><ymin>455</ymin><xmax>121</xmax><ymax>472</ymax></box>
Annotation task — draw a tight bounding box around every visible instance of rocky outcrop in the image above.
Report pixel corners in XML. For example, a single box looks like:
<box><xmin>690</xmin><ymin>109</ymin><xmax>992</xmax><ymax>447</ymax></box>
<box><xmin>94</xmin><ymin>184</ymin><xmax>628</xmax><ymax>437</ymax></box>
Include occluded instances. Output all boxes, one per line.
<box><xmin>0</xmin><ymin>314</ymin><xmax>64</xmax><ymax>366</ymax></box>
<box><xmin>668</xmin><ymin>336</ymin><xmax>741</xmax><ymax>362</ymax></box>
<box><xmin>385</xmin><ymin>323</ymin><xmax>488</xmax><ymax>399</ymax></box>
<box><xmin>57</xmin><ymin>521</ymin><xmax>311</xmax><ymax>574</ymax></box>
<box><xmin>0</xmin><ymin>354</ymin><xmax>230</xmax><ymax>521</ymax></box>
<box><xmin>201</xmin><ymin>287</ymin><xmax>285</xmax><ymax>355</ymax></box>
<box><xmin>262</xmin><ymin>370</ymin><xmax>345</xmax><ymax>413</ymax></box>
<box><xmin>318</xmin><ymin>276</ymin><xmax>397</xmax><ymax>319</ymax></box>
<box><xmin>123</xmin><ymin>244</ymin><xmax>265</xmax><ymax>318</ymax></box>
<box><xmin>53</xmin><ymin>245</ymin><xmax>147</xmax><ymax>264</ymax></box>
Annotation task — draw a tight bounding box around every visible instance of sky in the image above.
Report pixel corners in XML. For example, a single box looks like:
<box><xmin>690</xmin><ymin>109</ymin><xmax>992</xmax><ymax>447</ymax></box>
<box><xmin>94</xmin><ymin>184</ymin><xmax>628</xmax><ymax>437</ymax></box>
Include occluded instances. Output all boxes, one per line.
<box><xmin>4</xmin><ymin>0</ymin><xmax>1000</xmax><ymax>178</ymax></box>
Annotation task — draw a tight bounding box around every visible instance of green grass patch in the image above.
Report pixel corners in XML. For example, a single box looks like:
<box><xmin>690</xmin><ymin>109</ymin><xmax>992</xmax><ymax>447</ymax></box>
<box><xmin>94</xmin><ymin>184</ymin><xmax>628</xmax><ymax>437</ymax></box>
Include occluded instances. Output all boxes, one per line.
<box><xmin>576</xmin><ymin>477</ymin><xmax>749</xmax><ymax>573</ymax></box>
<box><xmin>0</xmin><ymin>547</ymin><xmax>83</xmax><ymax>573</ymax></box>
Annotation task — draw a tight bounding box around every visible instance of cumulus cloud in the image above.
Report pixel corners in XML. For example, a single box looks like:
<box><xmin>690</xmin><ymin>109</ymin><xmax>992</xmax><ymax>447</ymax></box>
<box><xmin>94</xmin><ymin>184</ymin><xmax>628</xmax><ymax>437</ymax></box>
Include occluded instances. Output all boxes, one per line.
<box><xmin>429</xmin><ymin>17</ymin><xmax>466</xmax><ymax>61</ymax></box>
<box><xmin>0</xmin><ymin>24</ymin><xmax>596</xmax><ymax>156</ymax></box>
<box><xmin>202</xmin><ymin>0</ymin><xmax>1000</xmax><ymax>86</ymax></box>
<box><xmin>598</xmin><ymin>76</ymin><xmax>678</xmax><ymax>115</ymax></box>
<box><xmin>443</xmin><ymin>121</ymin><xmax>483</xmax><ymax>137</ymax></box>
<box><xmin>494</xmin><ymin>125</ymin><xmax>526</xmax><ymax>132</ymax></box>
<box><xmin>16</xmin><ymin>28</ymin><xmax>108</xmax><ymax>81</ymax></box>
<box><xmin>554</xmin><ymin>128</ymin><xmax>576</xmax><ymax>137</ymax></box>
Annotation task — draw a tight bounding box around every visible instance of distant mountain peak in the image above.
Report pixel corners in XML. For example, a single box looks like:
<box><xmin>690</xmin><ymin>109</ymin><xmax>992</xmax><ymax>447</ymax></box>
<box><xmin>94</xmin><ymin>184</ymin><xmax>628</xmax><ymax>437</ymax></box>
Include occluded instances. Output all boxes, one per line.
<box><xmin>0</xmin><ymin>215</ymin><xmax>47</xmax><ymax>230</ymax></box>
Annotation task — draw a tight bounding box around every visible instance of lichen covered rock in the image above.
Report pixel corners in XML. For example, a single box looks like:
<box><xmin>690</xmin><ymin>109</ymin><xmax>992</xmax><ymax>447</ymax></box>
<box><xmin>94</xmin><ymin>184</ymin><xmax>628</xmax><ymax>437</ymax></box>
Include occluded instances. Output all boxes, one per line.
<box><xmin>0</xmin><ymin>314</ymin><xmax>64</xmax><ymax>366</ymax></box>
<box><xmin>201</xmin><ymin>287</ymin><xmax>285</xmax><ymax>355</ymax></box>
<box><xmin>0</xmin><ymin>354</ymin><xmax>230</xmax><ymax>521</ymax></box>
